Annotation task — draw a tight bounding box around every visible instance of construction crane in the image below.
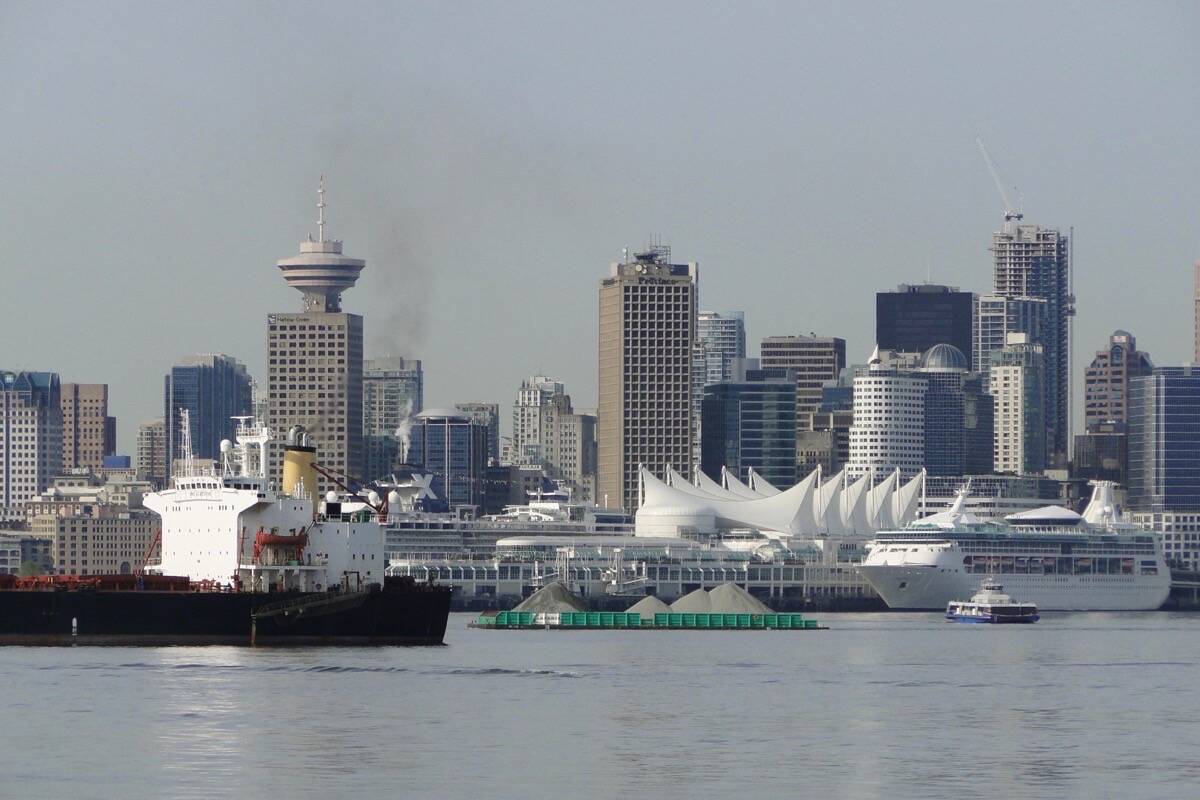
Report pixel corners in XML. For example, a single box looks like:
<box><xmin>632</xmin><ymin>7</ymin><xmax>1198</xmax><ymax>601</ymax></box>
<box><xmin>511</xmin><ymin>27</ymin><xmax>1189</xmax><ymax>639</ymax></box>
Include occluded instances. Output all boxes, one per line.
<box><xmin>976</xmin><ymin>137</ymin><xmax>1023</xmax><ymax>223</ymax></box>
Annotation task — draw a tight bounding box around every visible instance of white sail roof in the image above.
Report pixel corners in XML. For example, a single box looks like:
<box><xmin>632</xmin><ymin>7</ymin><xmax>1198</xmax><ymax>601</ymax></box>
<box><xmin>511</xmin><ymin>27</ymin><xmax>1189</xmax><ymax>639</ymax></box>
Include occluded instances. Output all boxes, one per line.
<box><xmin>748</xmin><ymin>468</ymin><xmax>781</xmax><ymax>496</ymax></box>
<box><xmin>636</xmin><ymin>465</ymin><xmax>923</xmax><ymax>536</ymax></box>
<box><xmin>722</xmin><ymin>467</ymin><xmax>765</xmax><ymax>499</ymax></box>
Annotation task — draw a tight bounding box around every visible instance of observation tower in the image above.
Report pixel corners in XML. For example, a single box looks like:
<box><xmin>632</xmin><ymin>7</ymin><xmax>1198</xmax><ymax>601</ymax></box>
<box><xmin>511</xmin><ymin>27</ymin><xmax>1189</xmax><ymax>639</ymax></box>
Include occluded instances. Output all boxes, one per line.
<box><xmin>276</xmin><ymin>177</ymin><xmax>365</xmax><ymax>312</ymax></box>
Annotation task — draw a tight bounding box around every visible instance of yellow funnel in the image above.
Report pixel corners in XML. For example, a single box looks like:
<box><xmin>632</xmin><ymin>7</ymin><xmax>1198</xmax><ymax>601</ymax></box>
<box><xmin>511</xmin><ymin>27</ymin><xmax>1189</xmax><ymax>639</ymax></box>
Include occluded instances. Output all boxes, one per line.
<box><xmin>282</xmin><ymin>445</ymin><xmax>318</xmax><ymax>499</ymax></box>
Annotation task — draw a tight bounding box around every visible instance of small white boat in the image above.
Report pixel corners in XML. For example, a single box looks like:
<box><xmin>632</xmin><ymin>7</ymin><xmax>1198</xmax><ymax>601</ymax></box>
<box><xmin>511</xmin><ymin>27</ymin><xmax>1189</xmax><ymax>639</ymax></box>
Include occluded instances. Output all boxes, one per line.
<box><xmin>946</xmin><ymin>580</ymin><xmax>1039</xmax><ymax>624</ymax></box>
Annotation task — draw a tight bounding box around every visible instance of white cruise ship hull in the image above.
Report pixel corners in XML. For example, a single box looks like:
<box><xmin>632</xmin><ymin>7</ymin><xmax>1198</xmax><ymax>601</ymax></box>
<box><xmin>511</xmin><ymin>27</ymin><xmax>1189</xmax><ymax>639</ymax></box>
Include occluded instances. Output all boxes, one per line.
<box><xmin>857</xmin><ymin>563</ymin><xmax>1170</xmax><ymax>611</ymax></box>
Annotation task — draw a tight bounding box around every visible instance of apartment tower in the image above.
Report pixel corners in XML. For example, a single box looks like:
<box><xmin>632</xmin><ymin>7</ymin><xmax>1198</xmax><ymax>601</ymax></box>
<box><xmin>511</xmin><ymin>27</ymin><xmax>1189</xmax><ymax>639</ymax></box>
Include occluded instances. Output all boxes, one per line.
<box><xmin>598</xmin><ymin>246</ymin><xmax>697</xmax><ymax>511</ymax></box>
<box><xmin>991</xmin><ymin>222</ymin><xmax>1072</xmax><ymax>467</ymax></box>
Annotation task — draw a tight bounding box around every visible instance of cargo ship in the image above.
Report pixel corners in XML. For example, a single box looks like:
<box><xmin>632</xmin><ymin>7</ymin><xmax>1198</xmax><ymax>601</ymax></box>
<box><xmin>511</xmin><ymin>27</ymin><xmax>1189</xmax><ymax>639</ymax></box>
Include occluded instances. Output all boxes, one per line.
<box><xmin>0</xmin><ymin>417</ymin><xmax>450</xmax><ymax>645</ymax></box>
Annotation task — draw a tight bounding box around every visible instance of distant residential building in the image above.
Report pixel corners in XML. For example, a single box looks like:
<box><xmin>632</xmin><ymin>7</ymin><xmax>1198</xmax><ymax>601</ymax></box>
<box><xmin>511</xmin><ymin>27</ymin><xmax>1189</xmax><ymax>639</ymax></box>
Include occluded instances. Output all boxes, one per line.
<box><xmin>1083</xmin><ymin>330</ymin><xmax>1153</xmax><ymax>430</ymax></box>
<box><xmin>407</xmin><ymin>409</ymin><xmax>490</xmax><ymax>508</ymax></box>
<box><xmin>701</xmin><ymin>368</ymin><xmax>797</xmax><ymax>489</ymax></box>
<box><xmin>455</xmin><ymin>403</ymin><xmax>501</xmax><ymax>464</ymax></box>
<box><xmin>760</xmin><ymin>335</ymin><xmax>847</xmax><ymax>425</ymax></box>
<box><xmin>991</xmin><ymin>222</ymin><xmax>1072</xmax><ymax>467</ymax></box>
<box><xmin>990</xmin><ymin>333</ymin><xmax>1046</xmax><ymax>475</ymax></box>
<box><xmin>876</xmin><ymin>284</ymin><xmax>974</xmax><ymax>359</ymax></box>
<box><xmin>797</xmin><ymin>368</ymin><xmax>854</xmax><ymax>476</ymax></box>
<box><xmin>136</xmin><ymin>419</ymin><xmax>167</xmax><ymax>488</ymax></box>
<box><xmin>61</xmin><ymin>384</ymin><xmax>115</xmax><ymax>472</ymax></box>
<box><xmin>1</xmin><ymin>371</ymin><xmax>63</xmax><ymax>509</ymax></box>
<box><xmin>510</xmin><ymin>377</ymin><xmax>596</xmax><ymax>503</ymax></box>
<box><xmin>27</xmin><ymin>474</ymin><xmax>158</xmax><ymax>575</ymax></box>
<box><xmin>164</xmin><ymin>354</ymin><xmax>252</xmax><ymax>479</ymax></box>
<box><xmin>597</xmin><ymin>247</ymin><xmax>697</xmax><ymax>511</ymax></box>
<box><xmin>1128</xmin><ymin>367</ymin><xmax>1200</xmax><ymax>513</ymax></box>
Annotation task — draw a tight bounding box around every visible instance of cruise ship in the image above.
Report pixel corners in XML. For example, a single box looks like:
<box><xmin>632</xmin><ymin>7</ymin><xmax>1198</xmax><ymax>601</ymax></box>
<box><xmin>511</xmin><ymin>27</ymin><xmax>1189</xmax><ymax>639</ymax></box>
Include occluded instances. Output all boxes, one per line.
<box><xmin>857</xmin><ymin>481</ymin><xmax>1171</xmax><ymax>611</ymax></box>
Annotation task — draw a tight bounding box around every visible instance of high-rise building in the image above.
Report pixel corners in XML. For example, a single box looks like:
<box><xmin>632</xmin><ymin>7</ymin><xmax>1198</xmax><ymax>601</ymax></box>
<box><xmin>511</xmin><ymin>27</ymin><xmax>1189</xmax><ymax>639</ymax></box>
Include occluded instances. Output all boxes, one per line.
<box><xmin>972</xmin><ymin>295</ymin><xmax>1049</xmax><ymax>376</ymax></box>
<box><xmin>919</xmin><ymin>345</ymin><xmax>994</xmax><ymax>477</ymax></box>
<box><xmin>60</xmin><ymin>383</ymin><xmax>115</xmax><ymax>471</ymax></box>
<box><xmin>991</xmin><ymin>223</ymin><xmax>1072</xmax><ymax>467</ymax></box>
<box><xmin>267</xmin><ymin>181</ymin><xmax>365</xmax><ymax>490</ymax></box>
<box><xmin>876</xmin><ymin>284</ymin><xmax>974</xmax><ymax>359</ymax></box>
<box><xmin>136</xmin><ymin>419</ymin><xmax>167</xmax><ymax>488</ymax></box>
<box><xmin>692</xmin><ymin>311</ymin><xmax>747</xmax><ymax>466</ymax></box>
<box><xmin>597</xmin><ymin>247</ymin><xmax>697</xmax><ymax>511</ymax></box>
<box><xmin>1083</xmin><ymin>330</ymin><xmax>1153</xmax><ymax>430</ymax></box>
<box><xmin>700</xmin><ymin>368</ymin><xmax>797</xmax><ymax>489</ymax></box>
<box><xmin>407</xmin><ymin>409</ymin><xmax>489</xmax><ymax>508</ymax></box>
<box><xmin>362</xmin><ymin>356</ymin><xmax>423</xmax><ymax>481</ymax></box>
<box><xmin>1194</xmin><ymin>260</ymin><xmax>1200</xmax><ymax>365</ymax></box>
<box><xmin>989</xmin><ymin>333</ymin><xmax>1046</xmax><ymax>475</ymax></box>
<box><xmin>510</xmin><ymin>376</ymin><xmax>596</xmax><ymax>502</ymax></box>
<box><xmin>454</xmin><ymin>403</ymin><xmax>500</xmax><ymax>464</ymax></box>
<box><xmin>1128</xmin><ymin>367</ymin><xmax>1200</xmax><ymax>513</ymax></box>
<box><xmin>760</xmin><ymin>335</ymin><xmax>847</xmax><ymax>423</ymax></box>
<box><xmin>847</xmin><ymin>361</ymin><xmax>926</xmax><ymax>479</ymax></box>
<box><xmin>1073</xmin><ymin>420</ymin><xmax>1127</xmax><ymax>484</ymax></box>
<box><xmin>363</xmin><ymin>357</ymin><xmax>423</xmax><ymax>435</ymax></box>
<box><xmin>695</xmin><ymin>311</ymin><xmax>746</xmax><ymax>384</ymax></box>
<box><xmin>163</xmin><ymin>354</ymin><xmax>252</xmax><ymax>479</ymax></box>
<box><xmin>1</xmin><ymin>371</ymin><xmax>63</xmax><ymax>509</ymax></box>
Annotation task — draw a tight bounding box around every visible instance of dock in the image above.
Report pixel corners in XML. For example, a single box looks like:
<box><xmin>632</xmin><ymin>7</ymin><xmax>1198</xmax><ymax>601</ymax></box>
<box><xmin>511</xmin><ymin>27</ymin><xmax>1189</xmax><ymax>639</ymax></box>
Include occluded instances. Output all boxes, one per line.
<box><xmin>471</xmin><ymin>610</ymin><xmax>824</xmax><ymax>630</ymax></box>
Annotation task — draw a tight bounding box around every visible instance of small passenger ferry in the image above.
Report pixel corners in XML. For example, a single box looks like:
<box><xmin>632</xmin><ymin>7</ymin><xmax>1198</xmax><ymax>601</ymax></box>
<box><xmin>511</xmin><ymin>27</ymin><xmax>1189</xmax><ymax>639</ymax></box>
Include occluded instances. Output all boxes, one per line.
<box><xmin>946</xmin><ymin>580</ymin><xmax>1039</xmax><ymax>624</ymax></box>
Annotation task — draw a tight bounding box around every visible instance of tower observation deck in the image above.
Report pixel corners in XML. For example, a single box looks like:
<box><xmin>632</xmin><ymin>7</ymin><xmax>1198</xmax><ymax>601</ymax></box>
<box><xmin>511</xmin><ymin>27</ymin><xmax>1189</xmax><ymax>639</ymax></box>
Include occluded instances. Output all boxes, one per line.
<box><xmin>276</xmin><ymin>177</ymin><xmax>365</xmax><ymax>312</ymax></box>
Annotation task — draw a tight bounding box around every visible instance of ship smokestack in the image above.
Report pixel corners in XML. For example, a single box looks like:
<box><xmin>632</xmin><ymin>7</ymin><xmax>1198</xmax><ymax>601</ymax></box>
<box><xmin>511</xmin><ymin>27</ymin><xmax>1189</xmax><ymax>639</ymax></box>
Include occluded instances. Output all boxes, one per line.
<box><xmin>282</xmin><ymin>444</ymin><xmax>319</xmax><ymax>510</ymax></box>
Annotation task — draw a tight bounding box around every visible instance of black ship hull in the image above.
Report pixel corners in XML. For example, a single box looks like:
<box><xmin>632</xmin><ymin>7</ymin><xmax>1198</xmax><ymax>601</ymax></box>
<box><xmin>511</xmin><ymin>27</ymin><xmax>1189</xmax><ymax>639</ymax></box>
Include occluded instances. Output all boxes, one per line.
<box><xmin>0</xmin><ymin>580</ymin><xmax>451</xmax><ymax>646</ymax></box>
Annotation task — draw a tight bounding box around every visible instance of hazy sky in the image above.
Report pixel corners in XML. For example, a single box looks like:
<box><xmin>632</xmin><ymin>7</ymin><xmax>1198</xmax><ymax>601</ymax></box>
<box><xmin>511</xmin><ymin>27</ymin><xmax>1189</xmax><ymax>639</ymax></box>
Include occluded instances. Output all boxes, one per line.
<box><xmin>3</xmin><ymin>1</ymin><xmax>1198</xmax><ymax>453</ymax></box>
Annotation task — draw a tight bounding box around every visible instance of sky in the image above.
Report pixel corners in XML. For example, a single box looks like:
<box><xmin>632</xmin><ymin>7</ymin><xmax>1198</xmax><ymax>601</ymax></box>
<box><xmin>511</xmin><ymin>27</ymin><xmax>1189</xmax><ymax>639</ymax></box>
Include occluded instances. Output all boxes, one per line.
<box><xmin>2</xmin><ymin>1</ymin><xmax>1198</xmax><ymax>454</ymax></box>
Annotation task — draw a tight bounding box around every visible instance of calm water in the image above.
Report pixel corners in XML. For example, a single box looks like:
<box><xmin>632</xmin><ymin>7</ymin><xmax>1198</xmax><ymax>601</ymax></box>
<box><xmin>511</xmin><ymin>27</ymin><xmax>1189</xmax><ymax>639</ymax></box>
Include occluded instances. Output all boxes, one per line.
<box><xmin>2</xmin><ymin>612</ymin><xmax>1199</xmax><ymax>800</ymax></box>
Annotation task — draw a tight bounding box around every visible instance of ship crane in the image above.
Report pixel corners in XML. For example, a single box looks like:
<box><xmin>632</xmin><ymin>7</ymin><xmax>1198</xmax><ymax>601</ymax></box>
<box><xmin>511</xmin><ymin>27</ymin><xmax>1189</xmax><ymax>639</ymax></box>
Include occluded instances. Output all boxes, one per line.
<box><xmin>976</xmin><ymin>137</ymin><xmax>1023</xmax><ymax>224</ymax></box>
<box><xmin>310</xmin><ymin>461</ymin><xmax>390</xmax><ymax>520</ymax></box>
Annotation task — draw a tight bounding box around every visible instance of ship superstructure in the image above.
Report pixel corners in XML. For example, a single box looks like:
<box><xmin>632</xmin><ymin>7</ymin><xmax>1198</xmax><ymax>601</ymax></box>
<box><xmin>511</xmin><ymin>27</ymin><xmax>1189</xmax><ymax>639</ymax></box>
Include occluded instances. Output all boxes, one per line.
<box><xmin>144</xmin><ymin>417</ymin><xmax>384</xmax><ymax>593</ymax></box>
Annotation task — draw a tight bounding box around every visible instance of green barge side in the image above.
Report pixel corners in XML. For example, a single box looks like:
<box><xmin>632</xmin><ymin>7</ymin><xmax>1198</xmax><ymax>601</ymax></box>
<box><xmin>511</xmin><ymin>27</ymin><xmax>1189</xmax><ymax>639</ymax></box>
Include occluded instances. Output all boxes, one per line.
<box><xmin>471</xmin><ymin>610</ymin><xmax>825</xmax><ymax>630</ymax></box>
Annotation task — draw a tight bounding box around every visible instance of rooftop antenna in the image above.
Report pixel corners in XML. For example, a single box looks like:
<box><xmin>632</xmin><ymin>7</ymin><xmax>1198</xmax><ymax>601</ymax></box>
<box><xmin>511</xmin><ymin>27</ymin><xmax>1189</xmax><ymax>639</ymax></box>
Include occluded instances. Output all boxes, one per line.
<box><xmin>317</xmin><ymin>174</ymin><xmax>327</xmax><ymax>242</ymax></box>
<box><xmin>976</xmin><ymin>137</ymin><xmax>1023</xmax><ymax>225</ymax></box>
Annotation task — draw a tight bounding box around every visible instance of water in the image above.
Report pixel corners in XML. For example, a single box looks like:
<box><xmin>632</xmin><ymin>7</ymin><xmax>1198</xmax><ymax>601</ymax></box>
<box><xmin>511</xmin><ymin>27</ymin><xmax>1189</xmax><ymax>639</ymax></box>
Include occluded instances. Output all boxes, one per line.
<box><xmin>3</xmin><ymin>612</ymin><xmax>1199</xmax><ymax>800</ymax></box>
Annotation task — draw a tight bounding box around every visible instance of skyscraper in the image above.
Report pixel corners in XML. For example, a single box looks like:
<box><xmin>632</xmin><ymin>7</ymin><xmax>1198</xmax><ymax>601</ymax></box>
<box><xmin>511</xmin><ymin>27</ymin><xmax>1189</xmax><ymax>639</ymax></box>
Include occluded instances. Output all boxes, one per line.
<box><xmin>362</xmin><ymin>356</ymin><xmax>422</xmax><ymax>481</ymax></box>
<box><xmin>876</xmin><ymin>284</ymin><xmax>974</xmax><ymax>358</ymax></box>
<box><xmin>407</xmin><ymin>409</ymin><xmax>489</xmax><ymax>508</ymax></box>
<box><xmin>991</xmin><ymin>223</ymin><xmax>1072</xmax><ymax>467</ymax></box>
<box><xmin>363</xmin><ymin>357</ymin><xmax>423</xmax><ymax>435</ymax></box>
<box><xmin>266</xmin><ymin>180</ymin><xmax>365</xmax><ymax>490</ymax></box>
<box><xmin>700</xmin><ymin>368</ymin><xmax>797</xmax><ymax>488</ymax></box>
<box><xmin>1194</xmin><ymin>260</ymin><xmax>1200</xmax><ymax>365</ymax></box>
<box><xmin>972</xmin><ymin>295</ymin><xmax>1049</xmax><ymax>376</ymax></box>
<box><xmin>759</xmin><ymin>335</ymin><xmax>847</xmax><ymax>420</ymax></box>
<box><xmin>918</xmin><ymin>345</ymin><xmax>994</xmax><ymax>477</ymax></box>
<box><xmin>1128</xmin><ymin>367</ymin><xmax>1200</xmax><ymax>512</ymax></box>
<box><xmin>1083</xmin><ymin>330</ymin><xmax>1153</xmax><ymax>429</ymax></box>
<box><xmin>989</xmin><ymin>333</ymin><xmax>1046</xmax><ymax>475</ymax></box>
<box><xmin>1</xmin><ymin>371</ymin><xmax>63</xmax><ymax>508</ymax></box>
<box><xmin>847</xmin><ymin>360</ymin><xmax>926</xmax><ymax>479</ymax></box>
<box><xmin>163</xmin><ymin>354</ymin><xmax>252</xmax><ymax>477</ymax></box>
<box><xmin>454</xmin><ymin>403</ymin><xmax>501</xmax><ymax>464</ymax></box>
<box><xmin>61</xmin><ymin>383</ymin><xmax>115</xmax><ymax>472</ymax></box>
<box><xmin>597</xmin><ymin>246</ymin><xmax>697</xmax><ymax>511</ymax></box>
<box><xmin>692</xmin><ymin>311</ymin><xmax>747</xmax><ymax>465</ymax></box>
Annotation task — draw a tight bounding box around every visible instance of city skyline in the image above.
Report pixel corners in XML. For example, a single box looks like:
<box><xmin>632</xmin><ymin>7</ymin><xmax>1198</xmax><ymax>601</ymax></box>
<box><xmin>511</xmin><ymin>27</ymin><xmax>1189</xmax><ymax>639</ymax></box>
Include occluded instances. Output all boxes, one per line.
<box><xmin>2</xmin><ymin>3</ymin><xmax>1198</xmax><ymax>456</ymax></box>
